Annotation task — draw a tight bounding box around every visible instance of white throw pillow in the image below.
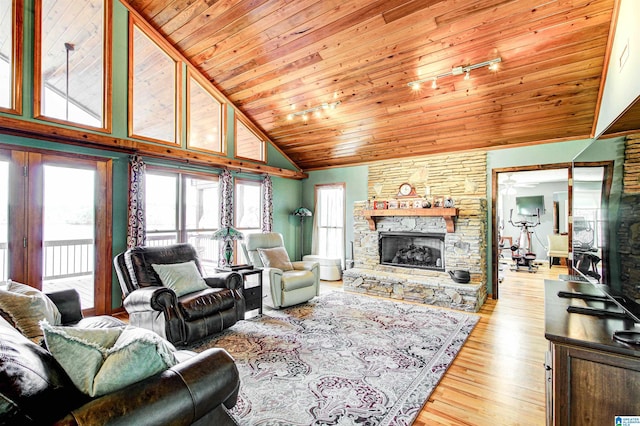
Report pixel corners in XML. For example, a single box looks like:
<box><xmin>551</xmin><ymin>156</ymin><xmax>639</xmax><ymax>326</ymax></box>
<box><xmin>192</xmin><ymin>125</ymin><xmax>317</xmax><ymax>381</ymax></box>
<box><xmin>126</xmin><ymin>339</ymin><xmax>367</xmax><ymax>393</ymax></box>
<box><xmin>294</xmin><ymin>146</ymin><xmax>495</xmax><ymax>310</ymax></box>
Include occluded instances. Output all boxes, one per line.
<box><xmin>41</xmin><ymin>322</ymin><xmax>178</xmax><ymax>397</ymax></box>
<box><xmin>257</xmin><ymin>247</ymin><xmax>294</xmax><ymax>271</ymax></box>
<box><xmin>151</xmin><ymin>261</ymin><xmax>209</xmax><ymax>297</ymax></box>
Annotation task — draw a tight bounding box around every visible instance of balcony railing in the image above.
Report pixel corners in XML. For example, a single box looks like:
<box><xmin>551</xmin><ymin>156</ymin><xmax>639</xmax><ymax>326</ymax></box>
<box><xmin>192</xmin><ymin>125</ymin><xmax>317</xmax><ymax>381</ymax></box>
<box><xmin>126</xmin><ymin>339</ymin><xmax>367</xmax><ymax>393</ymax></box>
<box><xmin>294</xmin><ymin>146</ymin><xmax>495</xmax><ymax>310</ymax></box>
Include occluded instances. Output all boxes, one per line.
<box><xmin>43</xmin><ymin>239</ymin><xmax>94</xmax><ymax>280</ymax></box>
<box><xmin>0</xmin><ymin>234</ymin><xmax>223</xmax><ymax>283</ymax></box>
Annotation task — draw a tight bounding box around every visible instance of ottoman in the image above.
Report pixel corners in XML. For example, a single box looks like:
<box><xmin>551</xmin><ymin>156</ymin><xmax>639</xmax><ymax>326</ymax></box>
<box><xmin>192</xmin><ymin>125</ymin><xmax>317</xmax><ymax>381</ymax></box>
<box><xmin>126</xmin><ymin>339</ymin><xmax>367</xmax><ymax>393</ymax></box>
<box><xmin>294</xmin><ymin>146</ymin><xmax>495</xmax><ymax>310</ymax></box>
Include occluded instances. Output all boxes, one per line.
<box><xmin>303</xmin><ymin>255</ymin><xmax>342</xmax><ymax>281</ymax></box>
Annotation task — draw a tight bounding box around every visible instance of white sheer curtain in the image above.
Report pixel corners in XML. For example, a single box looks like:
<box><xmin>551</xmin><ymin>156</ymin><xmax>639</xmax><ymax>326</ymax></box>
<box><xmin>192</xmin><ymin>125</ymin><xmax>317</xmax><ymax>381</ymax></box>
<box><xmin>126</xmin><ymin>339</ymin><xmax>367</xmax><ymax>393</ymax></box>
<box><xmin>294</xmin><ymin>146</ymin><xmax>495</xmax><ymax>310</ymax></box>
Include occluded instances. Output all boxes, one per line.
<box><xmin>312</xmin><ymin>184</ymin><xmax>345</xmax><ymax>264</ymax></box>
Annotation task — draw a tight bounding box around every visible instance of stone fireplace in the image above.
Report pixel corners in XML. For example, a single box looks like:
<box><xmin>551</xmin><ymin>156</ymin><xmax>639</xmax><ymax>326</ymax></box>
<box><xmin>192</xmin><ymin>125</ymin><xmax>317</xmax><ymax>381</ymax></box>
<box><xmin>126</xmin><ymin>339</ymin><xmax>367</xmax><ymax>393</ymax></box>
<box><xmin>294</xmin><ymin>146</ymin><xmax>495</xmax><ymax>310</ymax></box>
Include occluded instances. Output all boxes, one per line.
<box><xmin>343</xmin><ymin>200</ymin><xmax>487</xmax><ymax>312</ymax></box>
<box><xmin>379</xmin><ymin>232</ymin><xmax>445</xmax><ymax>271</ymax></box>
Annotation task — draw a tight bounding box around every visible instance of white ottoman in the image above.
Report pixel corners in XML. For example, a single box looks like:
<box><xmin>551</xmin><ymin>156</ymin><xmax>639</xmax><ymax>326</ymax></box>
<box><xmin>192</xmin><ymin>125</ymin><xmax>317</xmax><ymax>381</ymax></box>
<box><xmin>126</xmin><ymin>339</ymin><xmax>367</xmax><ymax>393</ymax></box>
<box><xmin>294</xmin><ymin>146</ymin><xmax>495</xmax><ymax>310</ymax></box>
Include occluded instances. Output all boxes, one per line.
<box><xmin>303</xmin><ymin>255</ymin><xmax>342</xmax><ymax>281</ymax></box>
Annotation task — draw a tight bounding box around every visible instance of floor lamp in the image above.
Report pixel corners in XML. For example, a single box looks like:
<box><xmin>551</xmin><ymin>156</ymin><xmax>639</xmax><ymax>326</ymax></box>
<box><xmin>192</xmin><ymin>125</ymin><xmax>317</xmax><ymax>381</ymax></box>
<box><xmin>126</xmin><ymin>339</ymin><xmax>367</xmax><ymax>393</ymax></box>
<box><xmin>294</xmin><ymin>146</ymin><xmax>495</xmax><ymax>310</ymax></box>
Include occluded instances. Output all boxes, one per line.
<box><xmin>292</xmin><ymin>207</ymin><xmax>312</xmax><ymax>261</ymax></box>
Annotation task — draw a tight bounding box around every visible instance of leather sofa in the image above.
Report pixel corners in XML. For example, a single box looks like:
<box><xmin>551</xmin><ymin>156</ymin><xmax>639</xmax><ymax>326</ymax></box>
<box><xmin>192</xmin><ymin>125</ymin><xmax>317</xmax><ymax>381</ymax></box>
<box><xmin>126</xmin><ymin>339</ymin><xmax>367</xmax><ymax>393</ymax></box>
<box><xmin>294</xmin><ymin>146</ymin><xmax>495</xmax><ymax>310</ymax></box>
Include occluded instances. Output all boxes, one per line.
<box><xmin>0</xmin><ymin>289</ymin><xmax>240</xmax><ymax>425</ymax></box>
<box><xmin>114</xmin><ymin>243</ymin><xmax>245</xmax><ymax>346</ymax></box>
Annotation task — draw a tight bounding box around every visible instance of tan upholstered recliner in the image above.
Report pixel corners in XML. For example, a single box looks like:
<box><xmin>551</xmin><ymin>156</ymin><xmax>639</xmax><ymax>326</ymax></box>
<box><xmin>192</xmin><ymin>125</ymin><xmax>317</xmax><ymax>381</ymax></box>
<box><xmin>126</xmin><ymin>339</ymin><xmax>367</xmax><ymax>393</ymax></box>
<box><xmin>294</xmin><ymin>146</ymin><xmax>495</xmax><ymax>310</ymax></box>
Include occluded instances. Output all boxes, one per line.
<box><xmin>242</xmin><ymin>232</ymin><xmax>319</xmax><ymax>309</ymax></box>
<box><xmin>547</xmin><ymin>234</ymin><xmax>569</xmax><ymax>267</ymax></box>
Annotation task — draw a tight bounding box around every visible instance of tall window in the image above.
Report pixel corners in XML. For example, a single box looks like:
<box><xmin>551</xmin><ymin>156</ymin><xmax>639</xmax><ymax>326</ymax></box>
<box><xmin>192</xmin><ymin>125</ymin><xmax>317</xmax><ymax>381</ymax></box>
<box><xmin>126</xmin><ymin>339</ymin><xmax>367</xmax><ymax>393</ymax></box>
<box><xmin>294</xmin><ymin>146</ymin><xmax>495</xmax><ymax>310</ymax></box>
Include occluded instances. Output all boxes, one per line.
<box><xmin>145</xmin><ymin>170</ymin><xmax>219</xmax><ymax>274</ymax></box>
<box><xmin>187</xmin><ymin>71</ymin><xmax>224</xmax><ymax>154</ymax></box>
<box><xmin>235</xmin><ymin>179</ymin><xmax>263</xmax><ymax>264</ymax></box>
<box><xmin>35</xmin><ymin>0</ymin><xmax>110</xmax><ymax>129</ymax></box>
<box><xmin>313</xmin><ymin>184</ymin><xmax>345</xmax><ymax>264</ymax></box>
<box><xmin>130</xmin><ymin>19</ymin><xmax>180</xmax><ymax>144</ymax></box>
<box><xmin>235</xmin><ymin>117</ymin><xmax>266</xmax><ymax>162</ymax></box>
<box><xmin>0</xmin><ymin>0</ymin><xmax>22</xmax><ymax>114</ymax></box>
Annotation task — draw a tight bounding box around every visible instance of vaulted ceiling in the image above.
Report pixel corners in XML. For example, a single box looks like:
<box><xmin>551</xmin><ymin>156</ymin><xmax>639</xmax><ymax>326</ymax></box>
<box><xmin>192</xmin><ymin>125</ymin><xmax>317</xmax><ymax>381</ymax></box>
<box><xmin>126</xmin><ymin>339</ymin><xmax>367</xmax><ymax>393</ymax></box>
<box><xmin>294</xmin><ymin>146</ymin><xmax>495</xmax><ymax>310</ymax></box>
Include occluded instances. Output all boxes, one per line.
<box><xmin>123</xmin><ymin>0</ymin><xmax>636</xmax><ymax>171</ymax></box>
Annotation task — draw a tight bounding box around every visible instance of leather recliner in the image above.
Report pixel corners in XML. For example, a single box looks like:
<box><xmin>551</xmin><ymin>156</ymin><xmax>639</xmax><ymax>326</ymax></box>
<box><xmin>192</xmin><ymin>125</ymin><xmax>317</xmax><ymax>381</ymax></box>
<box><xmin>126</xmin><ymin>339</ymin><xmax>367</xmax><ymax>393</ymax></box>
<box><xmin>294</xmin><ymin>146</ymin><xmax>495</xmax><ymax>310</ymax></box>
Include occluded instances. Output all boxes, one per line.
<box><xmin>242</xmin><ymin>232</ymin><xmax>319</xmax><ymax>309</ymax></box>
<box><xmin>114</xmin><ymin>243</ymin><xmax>245</xmax><ymax>346</ymax></box>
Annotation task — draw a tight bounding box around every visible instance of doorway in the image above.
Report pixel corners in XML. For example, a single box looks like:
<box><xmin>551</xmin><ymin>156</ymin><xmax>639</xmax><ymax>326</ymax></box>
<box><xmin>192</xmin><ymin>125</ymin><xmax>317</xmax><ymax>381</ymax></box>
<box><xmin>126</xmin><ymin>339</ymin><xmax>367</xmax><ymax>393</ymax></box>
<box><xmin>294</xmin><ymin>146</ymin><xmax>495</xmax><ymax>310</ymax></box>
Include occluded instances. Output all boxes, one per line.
<box><xmin>492</xmin><ymin>165</ymin><xmax>572</xmax><ymax>298</ymax></box>
<box><xmin>2</xmin><ymin>148</ymin><xmax>112</xmax><ymax>315</ymax></box>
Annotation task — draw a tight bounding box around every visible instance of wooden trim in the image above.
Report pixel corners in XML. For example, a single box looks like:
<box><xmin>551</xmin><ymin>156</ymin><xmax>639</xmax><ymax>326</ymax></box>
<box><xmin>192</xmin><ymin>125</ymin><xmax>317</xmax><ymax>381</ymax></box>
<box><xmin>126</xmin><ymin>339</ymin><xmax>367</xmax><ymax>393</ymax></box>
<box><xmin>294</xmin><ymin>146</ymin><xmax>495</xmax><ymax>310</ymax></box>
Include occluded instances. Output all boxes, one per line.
<box><xmin>7</xmin><ymin>150</ymin><xmax>27</xmax><ymax>282</ymax></box>
<box><xmin>94</xmin><ymin>160</ymin><xmax>112</xmax><ymax>315</ymax></box>
<box><xmin>363</xmin><ymin>208</ymin><xmax>458</xmax><ymax>233</ymax></box>
<box><xmin>0</xmin><ymin>115</ymin><xmax>307</xmax><ymax>179</ymax></box>
<box><xmin>25</xmin><ymin>153</ymin><xmax>43</xmax><ymax>289</ymax></box>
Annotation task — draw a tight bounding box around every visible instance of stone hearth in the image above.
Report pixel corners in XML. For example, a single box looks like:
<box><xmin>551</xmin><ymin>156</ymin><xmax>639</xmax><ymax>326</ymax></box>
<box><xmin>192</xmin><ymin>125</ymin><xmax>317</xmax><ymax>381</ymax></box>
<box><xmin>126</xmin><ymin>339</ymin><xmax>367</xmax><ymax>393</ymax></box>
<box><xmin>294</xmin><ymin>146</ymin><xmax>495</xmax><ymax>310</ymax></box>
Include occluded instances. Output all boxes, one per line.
<box><xmin>343</xmin><ymin>200</ymin><xmax>487</xmax><ymax>312</ymax></box>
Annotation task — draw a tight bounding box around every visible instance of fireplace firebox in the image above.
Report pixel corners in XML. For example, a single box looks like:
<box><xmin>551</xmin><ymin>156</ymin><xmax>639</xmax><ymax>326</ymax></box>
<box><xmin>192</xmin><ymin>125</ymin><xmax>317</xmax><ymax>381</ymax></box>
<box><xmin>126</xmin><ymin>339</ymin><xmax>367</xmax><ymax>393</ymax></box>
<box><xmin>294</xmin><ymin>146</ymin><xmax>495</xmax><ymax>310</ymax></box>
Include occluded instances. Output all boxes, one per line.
<box><xmin>379</xmin><ymin>232</ymin><xmax>445</xmax><ymax>271</ymax></box>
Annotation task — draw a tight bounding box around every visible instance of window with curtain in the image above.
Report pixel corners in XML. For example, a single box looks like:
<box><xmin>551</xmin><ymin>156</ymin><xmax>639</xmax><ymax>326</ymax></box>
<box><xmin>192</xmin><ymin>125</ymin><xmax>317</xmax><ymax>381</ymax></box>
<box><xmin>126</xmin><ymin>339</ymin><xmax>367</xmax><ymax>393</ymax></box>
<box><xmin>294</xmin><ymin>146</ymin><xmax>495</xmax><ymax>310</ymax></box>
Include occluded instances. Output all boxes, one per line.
<box><xmin>234</xmin><ymin>179</ymin><xmax>263</xmax><ymax>264</ymax></box>
<box><xmin>312</xmin><ymin>184</ymin><xmax>345</xmax><ymax>264</ymax></box>
<box><xmin>145</xmin><ymin>169</ymin><xmax>220</xmax><ymax>274</ymax></box>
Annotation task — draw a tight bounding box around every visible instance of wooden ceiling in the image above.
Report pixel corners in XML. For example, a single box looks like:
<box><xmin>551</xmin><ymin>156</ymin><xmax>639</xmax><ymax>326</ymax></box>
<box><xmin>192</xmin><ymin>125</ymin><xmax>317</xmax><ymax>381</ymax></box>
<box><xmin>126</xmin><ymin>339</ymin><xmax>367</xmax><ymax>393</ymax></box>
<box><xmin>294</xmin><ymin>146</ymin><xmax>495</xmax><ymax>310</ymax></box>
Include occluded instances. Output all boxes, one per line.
<box><xmin>123</xmin><ymin>0</ymin><xmax>636</xmax><ymax>171</ymax></box>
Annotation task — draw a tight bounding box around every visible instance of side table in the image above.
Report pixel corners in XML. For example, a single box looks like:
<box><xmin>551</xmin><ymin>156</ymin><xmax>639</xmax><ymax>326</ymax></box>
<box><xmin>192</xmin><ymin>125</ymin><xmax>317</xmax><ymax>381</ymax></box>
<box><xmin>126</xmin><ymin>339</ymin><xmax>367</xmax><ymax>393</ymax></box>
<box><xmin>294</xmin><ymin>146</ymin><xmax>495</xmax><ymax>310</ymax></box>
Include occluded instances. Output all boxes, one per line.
<box><xmin>239</xmin><ymin>268</ymin><xmax>263</xmax><ymax>315</ymax></box>
<box><xmin>218</xmin><ymin>267</ymin><xmax>263</xmax><ymax>316</ymax></box>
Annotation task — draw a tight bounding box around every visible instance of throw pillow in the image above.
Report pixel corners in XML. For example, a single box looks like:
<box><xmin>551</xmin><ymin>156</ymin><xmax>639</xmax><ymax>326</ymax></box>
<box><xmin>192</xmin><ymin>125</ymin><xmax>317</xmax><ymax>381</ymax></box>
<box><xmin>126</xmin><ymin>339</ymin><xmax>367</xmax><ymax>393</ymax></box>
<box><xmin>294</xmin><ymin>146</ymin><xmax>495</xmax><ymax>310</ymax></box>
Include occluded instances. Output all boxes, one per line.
<box><xmin>257</xmin><ymin>247</ymin><xmax>294</xmax><ymax>271</ymax></box>
<box><xmin>0</xmin><ymin>280</ymin><xmax>62</xmax><ymax>343</ymax></box>
<box><xmin>151</xmin><ymin>261</ymin><xmax>209</xmax><ymax>297</ymax></box>
<box><xmin>41</xmin><ymin>322</ymin><xmax>178</xmax><ymax>397</ymax></box>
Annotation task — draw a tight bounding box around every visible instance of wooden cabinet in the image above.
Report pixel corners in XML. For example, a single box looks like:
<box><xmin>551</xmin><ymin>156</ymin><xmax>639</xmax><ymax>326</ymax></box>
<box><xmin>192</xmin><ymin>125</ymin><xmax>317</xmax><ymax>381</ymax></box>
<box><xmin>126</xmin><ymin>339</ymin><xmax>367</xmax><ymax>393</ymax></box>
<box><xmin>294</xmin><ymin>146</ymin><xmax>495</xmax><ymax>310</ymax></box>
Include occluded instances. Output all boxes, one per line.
<box><xmin>545</xmin><ymin>280</ymin><xmax>640</xmax><ymax>425</ymax></box>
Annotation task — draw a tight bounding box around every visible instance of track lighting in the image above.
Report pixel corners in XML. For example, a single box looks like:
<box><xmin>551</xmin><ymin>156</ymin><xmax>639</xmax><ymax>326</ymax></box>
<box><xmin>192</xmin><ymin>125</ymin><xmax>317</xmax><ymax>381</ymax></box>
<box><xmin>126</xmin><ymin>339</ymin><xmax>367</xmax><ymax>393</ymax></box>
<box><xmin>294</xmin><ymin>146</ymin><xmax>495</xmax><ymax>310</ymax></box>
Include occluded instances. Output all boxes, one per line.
<box><xmin>408</xmin><ymin>57</ymin><xmax>502</xmax><ymax>90</ymax></box>
<box><xmin>286</xmin><ymin>101</ymin><xmax>341</xmax><ymax>121</ymax></box>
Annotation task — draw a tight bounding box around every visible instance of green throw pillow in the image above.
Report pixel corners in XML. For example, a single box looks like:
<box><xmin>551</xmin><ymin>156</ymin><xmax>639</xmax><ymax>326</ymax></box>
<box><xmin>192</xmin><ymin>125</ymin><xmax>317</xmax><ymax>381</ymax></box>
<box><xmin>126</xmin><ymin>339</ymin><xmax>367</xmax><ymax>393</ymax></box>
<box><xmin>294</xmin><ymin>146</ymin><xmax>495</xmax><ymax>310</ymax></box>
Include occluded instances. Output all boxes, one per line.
<box><xmin>151</xmin><ymin>261</ymin><xmax>210</xmax><ymax>297</ymax></box>
<box><xmin>41</xmin><ymin>322</ymin><xmax>178</xmax><ymax>397</ymax></box>
<box><xmin>0</xmin><ymin>280</ymin><xmax>62</xmax><ymax>343</ymax></box>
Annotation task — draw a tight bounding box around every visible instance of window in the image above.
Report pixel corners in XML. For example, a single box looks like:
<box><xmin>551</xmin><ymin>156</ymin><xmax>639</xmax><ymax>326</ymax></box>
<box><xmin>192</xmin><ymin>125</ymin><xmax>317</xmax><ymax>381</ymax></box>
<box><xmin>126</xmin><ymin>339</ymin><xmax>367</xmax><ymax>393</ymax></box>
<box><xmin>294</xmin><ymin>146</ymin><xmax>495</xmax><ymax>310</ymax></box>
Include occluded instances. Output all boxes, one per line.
<box><xmin>130</xmin><ymin>19</ymin><xmax>180</xmax><ymax>144</ymax></box>
<box><xmin>235</xmin><ymin>179</ymin><xmax>263</xmax><ymax>264</ymax></box>
<box><xmin>313</xmin><ymin>184</ymin><xmax>345</xmax><ymax>264</ymax></box>
<box><xmin>235</xmin><ymin>117</ymin><xmax>266</xmax><ymax>162</ymax></box>
<box><xmin>35</xmin><ymin>0</ymin><xmax>110</xmax><ymax>129</ymax></box>
<box><xmin>187</xmin><ymin>71</ymin><xmax>224</xmax><ymax>154</ymax></box>
<box><xmin>0</xmin><ymin>0</ymin><xmax>22</xmax><ymax>114</ymax></box>
<box><xmin>145</xmin><ymin>170</ymin><xmax>220</xmax><ymax>274</ymax></box>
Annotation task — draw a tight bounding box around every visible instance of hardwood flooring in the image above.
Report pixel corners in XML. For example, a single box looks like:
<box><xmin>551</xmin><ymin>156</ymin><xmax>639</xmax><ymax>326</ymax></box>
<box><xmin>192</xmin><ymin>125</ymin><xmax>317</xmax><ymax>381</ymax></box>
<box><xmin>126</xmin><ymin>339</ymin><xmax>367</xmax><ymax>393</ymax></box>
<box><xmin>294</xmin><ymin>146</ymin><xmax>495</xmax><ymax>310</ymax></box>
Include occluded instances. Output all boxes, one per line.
<box><xmin>324</xmin><ymin>263</ymin><xmax>560</xmax><ymax>425</ymax></box>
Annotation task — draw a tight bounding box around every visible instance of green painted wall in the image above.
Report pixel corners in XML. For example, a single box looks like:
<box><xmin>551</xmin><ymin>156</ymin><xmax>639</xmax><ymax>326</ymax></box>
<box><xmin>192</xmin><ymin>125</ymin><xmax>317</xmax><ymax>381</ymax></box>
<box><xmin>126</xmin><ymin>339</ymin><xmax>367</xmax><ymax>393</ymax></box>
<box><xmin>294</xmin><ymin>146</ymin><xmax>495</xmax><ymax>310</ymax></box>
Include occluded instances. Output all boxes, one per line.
<box><xmin>301</xmin><ymin>166</ymin><xmax>368</xmax><ymax>263</ymax></box>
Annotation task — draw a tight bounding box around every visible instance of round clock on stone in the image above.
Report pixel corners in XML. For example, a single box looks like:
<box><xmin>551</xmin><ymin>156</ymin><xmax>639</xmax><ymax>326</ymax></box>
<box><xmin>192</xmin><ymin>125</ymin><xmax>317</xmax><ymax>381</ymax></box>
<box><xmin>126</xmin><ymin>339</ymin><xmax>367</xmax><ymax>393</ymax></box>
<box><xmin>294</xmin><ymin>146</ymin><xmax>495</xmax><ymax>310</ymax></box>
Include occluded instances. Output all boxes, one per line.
<box><xmin>397</xmin><ymin>182</ymin><xmax>417</xmax><ymax>197</ymax></box>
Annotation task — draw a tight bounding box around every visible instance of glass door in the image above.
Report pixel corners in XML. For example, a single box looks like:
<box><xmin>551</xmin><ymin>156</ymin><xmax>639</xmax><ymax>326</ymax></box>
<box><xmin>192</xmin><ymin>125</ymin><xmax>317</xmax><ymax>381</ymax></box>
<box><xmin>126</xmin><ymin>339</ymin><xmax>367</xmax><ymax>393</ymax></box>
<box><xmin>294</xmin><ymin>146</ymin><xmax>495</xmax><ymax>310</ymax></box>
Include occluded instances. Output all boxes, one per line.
<box><xmin>41</xmin><ymin>165</ymin><xmax>96</xmax><ymax>310</ymax></box>
<box><xmin>3</xmin><ymin>149</ymin><xmax>112</xmax><ymax>315</ymax></box>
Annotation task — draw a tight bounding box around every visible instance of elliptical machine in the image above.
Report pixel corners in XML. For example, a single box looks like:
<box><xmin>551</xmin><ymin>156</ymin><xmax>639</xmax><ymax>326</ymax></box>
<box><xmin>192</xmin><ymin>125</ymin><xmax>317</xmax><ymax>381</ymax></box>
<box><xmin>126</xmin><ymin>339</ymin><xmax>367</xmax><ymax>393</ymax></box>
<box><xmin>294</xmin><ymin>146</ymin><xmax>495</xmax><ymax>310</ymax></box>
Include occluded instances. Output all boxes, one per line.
<box><xmin>508</xmin><ymin>208</ymin><xmax>540</xmax><ymax>273</ymax></box>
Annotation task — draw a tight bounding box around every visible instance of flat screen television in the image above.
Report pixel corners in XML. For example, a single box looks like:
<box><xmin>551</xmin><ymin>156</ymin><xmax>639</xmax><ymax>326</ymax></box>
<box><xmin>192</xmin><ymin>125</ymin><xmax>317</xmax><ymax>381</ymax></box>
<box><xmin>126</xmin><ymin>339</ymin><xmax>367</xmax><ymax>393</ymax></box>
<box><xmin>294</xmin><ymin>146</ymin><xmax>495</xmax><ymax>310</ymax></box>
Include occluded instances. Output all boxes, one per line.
<box><xmin>515</xmin><ymin>195</ymin><xmax>545</xmax><ymax>216</ymax></box>
<box><xmin>571</xmin><ymin>137</ymin><xmax>640</xmax><ymax>323</ymax></box>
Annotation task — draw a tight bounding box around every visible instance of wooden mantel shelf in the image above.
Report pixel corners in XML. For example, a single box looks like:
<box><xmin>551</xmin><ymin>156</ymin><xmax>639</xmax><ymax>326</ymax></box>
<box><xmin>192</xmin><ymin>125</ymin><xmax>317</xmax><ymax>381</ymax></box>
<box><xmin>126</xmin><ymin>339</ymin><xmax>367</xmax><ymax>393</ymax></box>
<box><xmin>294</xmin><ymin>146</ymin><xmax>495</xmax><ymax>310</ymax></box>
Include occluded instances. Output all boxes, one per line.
<box><xmin>363</xmin><ymin>208</ymin><xmax>459</xmax><ymax>233</ymax></box>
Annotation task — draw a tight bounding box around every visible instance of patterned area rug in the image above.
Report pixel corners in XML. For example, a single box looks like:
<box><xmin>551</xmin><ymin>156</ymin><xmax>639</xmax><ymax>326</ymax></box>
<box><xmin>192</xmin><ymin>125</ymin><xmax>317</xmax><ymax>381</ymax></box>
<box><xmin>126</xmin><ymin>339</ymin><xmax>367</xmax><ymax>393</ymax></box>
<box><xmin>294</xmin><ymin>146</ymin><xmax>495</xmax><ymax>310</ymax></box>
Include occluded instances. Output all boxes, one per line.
<box><xmin>190</xmin><ymin>291</ymin><xmax>479</xmax><ymax>425</ymax></box>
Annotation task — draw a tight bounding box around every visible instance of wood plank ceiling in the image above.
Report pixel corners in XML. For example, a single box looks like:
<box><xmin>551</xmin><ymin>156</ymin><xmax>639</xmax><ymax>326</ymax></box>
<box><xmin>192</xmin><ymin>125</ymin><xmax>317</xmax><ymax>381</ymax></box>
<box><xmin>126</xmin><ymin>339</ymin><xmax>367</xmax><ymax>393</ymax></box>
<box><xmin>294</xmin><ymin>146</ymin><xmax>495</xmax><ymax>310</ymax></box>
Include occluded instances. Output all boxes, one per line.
<box><xmin>124</xmin><ymin>0</ymin><xmax>629</xmax><ymax>171</ymax></box>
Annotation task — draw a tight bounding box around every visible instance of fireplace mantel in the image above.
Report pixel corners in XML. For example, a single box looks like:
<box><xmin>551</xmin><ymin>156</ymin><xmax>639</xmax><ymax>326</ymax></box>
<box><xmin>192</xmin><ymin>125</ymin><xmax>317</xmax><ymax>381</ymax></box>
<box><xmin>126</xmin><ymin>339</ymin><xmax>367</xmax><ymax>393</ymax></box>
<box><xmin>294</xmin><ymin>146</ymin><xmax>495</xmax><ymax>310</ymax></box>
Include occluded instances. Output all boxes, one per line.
<box><xmin>363</xmin><ymin>208</ymin><xmax>458</xmax><ymax>232</ymax></box>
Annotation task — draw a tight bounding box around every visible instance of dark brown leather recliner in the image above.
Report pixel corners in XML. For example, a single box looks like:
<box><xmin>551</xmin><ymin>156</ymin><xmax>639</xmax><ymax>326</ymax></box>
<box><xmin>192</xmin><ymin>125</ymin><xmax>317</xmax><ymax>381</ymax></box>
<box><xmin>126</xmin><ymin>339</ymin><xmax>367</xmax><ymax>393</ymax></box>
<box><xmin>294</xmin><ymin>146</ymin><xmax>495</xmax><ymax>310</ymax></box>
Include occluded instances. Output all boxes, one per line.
<box><xmin>114</xmin><ymin>243</ymin><xmax>245</xmax><ymax>346</ymax></box>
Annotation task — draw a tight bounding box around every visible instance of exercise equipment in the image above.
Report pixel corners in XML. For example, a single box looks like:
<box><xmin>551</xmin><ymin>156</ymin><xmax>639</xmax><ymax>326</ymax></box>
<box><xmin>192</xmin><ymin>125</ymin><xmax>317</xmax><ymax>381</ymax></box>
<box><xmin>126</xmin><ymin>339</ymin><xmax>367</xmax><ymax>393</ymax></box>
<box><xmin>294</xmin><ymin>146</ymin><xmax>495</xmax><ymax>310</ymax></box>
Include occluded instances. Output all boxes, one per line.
<box><xmin>508</xmin><ymin>209</ymin><xmax>540</xmax><ymax>272</ymax></box>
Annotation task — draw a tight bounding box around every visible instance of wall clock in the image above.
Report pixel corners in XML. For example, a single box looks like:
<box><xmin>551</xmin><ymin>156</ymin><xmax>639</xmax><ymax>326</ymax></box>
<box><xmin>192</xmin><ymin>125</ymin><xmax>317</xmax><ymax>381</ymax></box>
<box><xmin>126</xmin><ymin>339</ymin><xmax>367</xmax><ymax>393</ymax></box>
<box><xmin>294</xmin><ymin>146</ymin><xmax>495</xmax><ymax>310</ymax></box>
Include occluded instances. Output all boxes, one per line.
<box><xmin>397</xmin><ymin>182</ymin><xmax>417</xmax><ymax>197</ymax></box>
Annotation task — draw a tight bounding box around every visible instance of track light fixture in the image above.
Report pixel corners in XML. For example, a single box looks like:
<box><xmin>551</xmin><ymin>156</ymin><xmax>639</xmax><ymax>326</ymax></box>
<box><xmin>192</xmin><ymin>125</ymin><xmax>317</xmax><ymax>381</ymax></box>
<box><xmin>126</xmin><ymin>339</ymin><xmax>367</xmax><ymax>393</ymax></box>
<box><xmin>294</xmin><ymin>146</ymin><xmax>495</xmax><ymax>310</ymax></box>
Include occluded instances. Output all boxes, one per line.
<box><xmin>287</xmin><ymin>101</ymin><xmax>341</xmax><ymax>121</ymax></box>
<box><xmin>408</xmin><ymin>57</ymin><xmax>502</xmax><ymax>91</ymax></box>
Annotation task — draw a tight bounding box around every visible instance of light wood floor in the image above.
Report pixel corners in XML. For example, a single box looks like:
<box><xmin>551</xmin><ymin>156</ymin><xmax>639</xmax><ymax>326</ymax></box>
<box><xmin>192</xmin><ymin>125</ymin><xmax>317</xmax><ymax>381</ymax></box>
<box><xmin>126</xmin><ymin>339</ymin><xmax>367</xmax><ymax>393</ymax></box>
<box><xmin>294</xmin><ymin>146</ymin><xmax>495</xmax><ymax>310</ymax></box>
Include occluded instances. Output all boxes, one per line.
<box><xmin>324</xmin><ymin>264</ymin><xmax>560</xmax><ymax>425</ymax></box>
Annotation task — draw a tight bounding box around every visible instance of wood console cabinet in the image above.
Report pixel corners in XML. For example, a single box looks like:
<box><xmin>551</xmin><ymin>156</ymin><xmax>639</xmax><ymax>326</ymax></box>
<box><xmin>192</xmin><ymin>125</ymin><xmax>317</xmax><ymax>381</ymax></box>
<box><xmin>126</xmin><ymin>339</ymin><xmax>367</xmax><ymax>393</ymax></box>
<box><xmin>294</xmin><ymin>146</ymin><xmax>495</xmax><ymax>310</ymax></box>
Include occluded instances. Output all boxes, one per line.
<box><xmin>544</xmin><ymin>280</ymin><xmax>640</xmax><ymax>425</ymax></box>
